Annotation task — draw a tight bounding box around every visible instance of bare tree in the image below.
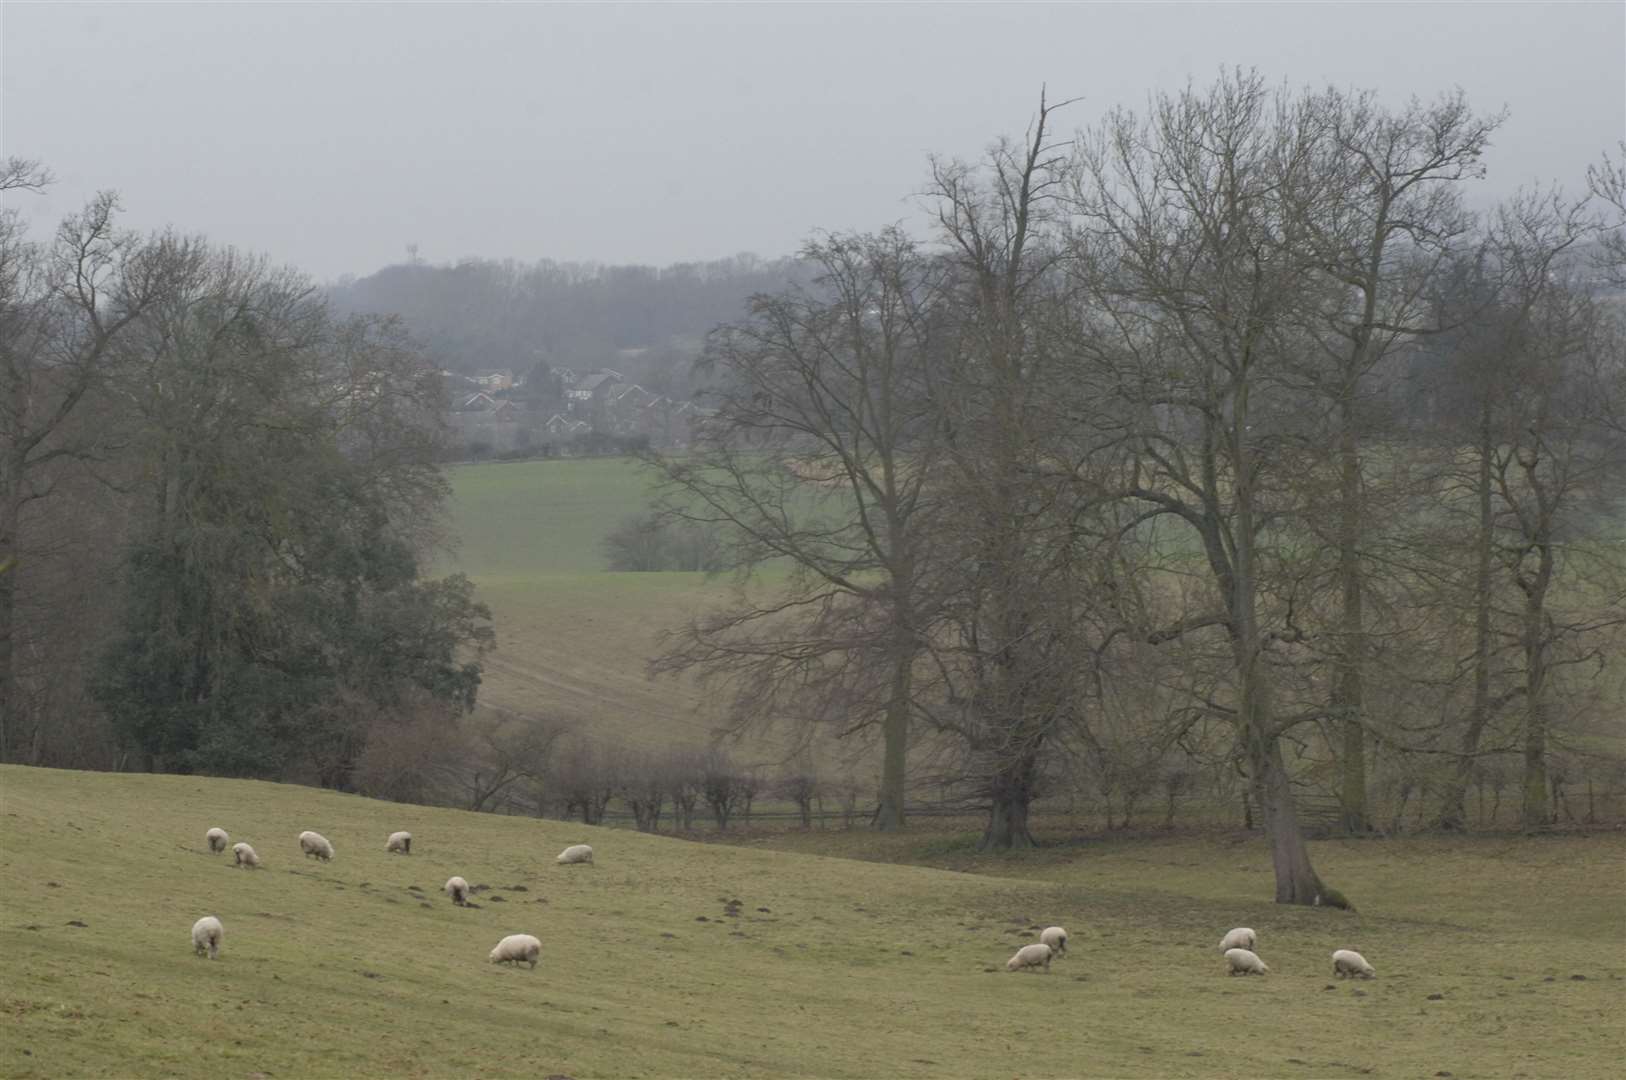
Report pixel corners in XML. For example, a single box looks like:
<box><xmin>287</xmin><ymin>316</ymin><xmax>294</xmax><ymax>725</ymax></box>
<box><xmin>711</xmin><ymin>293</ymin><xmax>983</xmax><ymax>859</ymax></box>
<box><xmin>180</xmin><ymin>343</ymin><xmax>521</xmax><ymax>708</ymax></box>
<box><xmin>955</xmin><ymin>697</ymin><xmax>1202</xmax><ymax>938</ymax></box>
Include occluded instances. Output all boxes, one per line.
<box><xmin>0</xmin><ymin>173</ymin><xmax>173</xmax><ymax>760</ymax></box>
<box><xmin>1480</xmin><ymin>193</ymin><xmax>1625</xmax><ymax>829</ymax></box>
<box><xmin>458</xmin><ymin>711</ymin><xmax>564</xmax><ymax>813</ymax></box>
<box><xmin>1403</xmin><ymin>187</ymin><xmax>1624</xmax><ymax>832</ymax></box>
<box><xmin>1587</xmin><ymin>143</ymin><xmax>1626</xmax><ymax>286</ymax></box>
<box><xmin>1289</xmin><ymin>88</ymin><xmax>1502</xmax><ymax>833</ymax></box>
<box><xmin>1413</xmin><ymin>257</ymin><xmax>1543</xmax><ymax>830</ymax></box>
<box><xmin>353</xmin><ymin>695</ymin><xmax>467</xmax><ymax>804</ymax></box>
<box><xmin>550</xmin><ymin>735</ymin><xmax>618</xmax><ymax>824</ymax></box>
<box><xmin>647</xmin><ymin>229</ymin><xmax>943</xmax><ymax>830</ymax></box>
<box><xmin>617</xmin><ymin>750</ymin><xmax>671</xmax><ymax>831</ymax></box>
<box><xmin>700</xmin><ymin>747</ymin><xmax>749</xmax><ymax>830</ymax></box>
<box><xmin>777</xmin><ymin>756</ymin><xmax>822</xmax><ymax>828</ymax></box>
<box><xmin>665</xmin><ymin>747</ymin><xmax>703</xmax><ymax>830</ymax></box>
<box><xmin>1070</xmin><ymin>71</ymin><xmax>1351</xmax><ymax>903</ymax></box>
<box><xmin>916</xmin><ymin>89</ymin><xmax>1114</xmax><ymax>851</ymax></box>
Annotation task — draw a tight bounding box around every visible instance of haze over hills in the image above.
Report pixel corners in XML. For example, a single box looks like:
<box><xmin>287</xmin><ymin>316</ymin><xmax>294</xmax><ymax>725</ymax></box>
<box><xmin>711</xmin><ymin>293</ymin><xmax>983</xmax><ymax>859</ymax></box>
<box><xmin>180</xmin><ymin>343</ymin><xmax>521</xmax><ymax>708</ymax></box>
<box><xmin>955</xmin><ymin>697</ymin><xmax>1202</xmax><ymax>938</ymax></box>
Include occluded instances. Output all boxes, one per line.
<box><xmin>327</xmin><ymin>253</ymin><xmax>812</xmax><ymax>399</ymax></box>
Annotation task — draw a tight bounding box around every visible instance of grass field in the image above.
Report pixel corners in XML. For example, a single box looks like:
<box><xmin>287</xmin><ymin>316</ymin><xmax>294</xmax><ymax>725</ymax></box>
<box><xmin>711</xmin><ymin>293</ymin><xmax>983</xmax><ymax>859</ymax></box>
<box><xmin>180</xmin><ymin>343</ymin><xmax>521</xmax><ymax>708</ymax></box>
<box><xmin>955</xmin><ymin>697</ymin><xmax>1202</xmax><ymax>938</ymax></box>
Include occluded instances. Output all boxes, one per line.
<box><xmin>3</xmin><ymin>765</ymin><xmax>1623</xmax><ymax>1079</ymax></box>
<box><xmin>447</xmin><ymin>457</ymin><xmax>663</xmax><ymax>578</ymax></box>
<box><xmin>443</xmin><ymin>457</ymin><xmax>743</xmax><ymax>750</ymax></box>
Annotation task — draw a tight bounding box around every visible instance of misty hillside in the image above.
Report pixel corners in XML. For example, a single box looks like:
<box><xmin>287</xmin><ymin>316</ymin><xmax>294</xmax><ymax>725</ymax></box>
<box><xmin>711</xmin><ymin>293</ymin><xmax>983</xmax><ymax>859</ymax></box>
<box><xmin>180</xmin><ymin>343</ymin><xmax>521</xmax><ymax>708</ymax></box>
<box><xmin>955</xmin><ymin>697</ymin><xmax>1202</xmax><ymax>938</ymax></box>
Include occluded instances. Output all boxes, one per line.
<box><xmin>327</xmin><ymin>254</ymin><xmax>811</xmax><ymax>396</ymax></box>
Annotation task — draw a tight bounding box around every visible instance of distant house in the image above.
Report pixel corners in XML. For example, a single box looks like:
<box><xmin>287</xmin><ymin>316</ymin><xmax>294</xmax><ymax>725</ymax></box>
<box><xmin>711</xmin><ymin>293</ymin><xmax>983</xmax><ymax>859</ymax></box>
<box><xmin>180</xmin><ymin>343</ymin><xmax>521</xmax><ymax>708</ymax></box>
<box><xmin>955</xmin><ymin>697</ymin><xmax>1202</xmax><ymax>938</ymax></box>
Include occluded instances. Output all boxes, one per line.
<box><xmin>611</xmin><ymin>383</ymin><xmax>657</xmax><ymax>411</ymax></box>
<box><xmin>567</xmin><ymin>369</ymin><xmax>624</xmax><ymax>402</ymax></box>
<box><xmin>543</xmin><ymin>413</ymin><xmax>588</xmax><ymax>437</ymax></box>
<box><xmin>491</xmin><ymin>400</ymin><xmax>523</xmax><ymax>424</ymax></box>
<box><xmin>458</xmin><ymin>391</ymin><xmax>498</xmax><ymax>412</ymax></box>
<box><xmin>471</xmin><ymin>369</ymin><xmax>516</xmax><ymax>391</ymax></box>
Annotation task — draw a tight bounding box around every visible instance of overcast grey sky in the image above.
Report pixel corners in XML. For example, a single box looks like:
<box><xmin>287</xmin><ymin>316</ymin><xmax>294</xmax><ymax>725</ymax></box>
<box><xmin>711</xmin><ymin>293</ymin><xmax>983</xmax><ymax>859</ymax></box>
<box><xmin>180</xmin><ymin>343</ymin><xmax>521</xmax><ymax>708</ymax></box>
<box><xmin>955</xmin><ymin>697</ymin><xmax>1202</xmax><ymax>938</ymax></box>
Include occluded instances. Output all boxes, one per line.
<box><xmin>4</xmin><ymin>2</ymin><xmax>1622</xmax><ymax>281</ymax></box>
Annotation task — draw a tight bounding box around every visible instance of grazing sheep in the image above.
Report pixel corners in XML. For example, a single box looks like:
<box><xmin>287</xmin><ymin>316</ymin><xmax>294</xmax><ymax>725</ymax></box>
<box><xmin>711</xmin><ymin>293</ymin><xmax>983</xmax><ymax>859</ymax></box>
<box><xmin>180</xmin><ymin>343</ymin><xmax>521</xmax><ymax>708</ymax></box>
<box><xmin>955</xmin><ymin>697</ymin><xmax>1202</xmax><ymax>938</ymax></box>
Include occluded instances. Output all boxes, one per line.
<box><xmin>1039</xmin><ymin>926</ymin><xmax>1068</xmax><ymax>956</ymax></box>
<box><xmin>232</xmin><ymin>842</ymin><xmax>260</xmax><ymax>869</ymax></box>
<box><xmin>1224</xmin><ymin>947</ymin><xmax>1269</xmax><ymax>976</ymax></box>
<box><xmin>1332</xmin><ymin>949</ymin><xmax>1375</xmax><ymax>979</ymax></box>
<box><xmin>1006</xmin><ymin>943</ymin><xmax>1054</xmax><ymax>973</ymax></box>
<box><xmin>298</xmin><ymin>830</ymin><xmax>334</xmax><ymax>861</ymax></box>
<box><xmin>555</xmin><ymin>844</ymin><xmax>593</xmax><ymax>865</ymax></box>
<box><xmin>191</xmin><ymin>916</ymin><xmax>223</xmax><ymax>959</ymax></box>
<box><xmin>445</xmin><ymin>876</ymin><xmax>470</xmax><ymax>906</ymax></box>
<box><xmin>205</xmin><ymin>827</ymin><xmax>229</xmax><ymax>853</ymax></box>
<box><xmin>386</xmin><ymin>831</ymin><xmax>412</xmax><ymax>855</ymax></box>
<box><xmin>489</xmin><ymin>933</ymin><xmax>542</xmax><ymax>969</ymax></box>
<box><xmin>1219</xmin><ymin>927</ymin><xmax>1256</xmax><ymax>952</ymax></box>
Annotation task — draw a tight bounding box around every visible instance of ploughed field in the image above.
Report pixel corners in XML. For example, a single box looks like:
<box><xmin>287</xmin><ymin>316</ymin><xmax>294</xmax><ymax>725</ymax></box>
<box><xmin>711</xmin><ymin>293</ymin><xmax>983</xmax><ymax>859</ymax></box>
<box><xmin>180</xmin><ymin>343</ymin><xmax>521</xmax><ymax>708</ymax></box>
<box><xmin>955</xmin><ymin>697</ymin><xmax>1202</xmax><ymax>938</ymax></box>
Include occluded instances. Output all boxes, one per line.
<box><xmin>2</xmin><ymin>766</ymin><xmax>1623</xmax><ymax>1079</ymax></box>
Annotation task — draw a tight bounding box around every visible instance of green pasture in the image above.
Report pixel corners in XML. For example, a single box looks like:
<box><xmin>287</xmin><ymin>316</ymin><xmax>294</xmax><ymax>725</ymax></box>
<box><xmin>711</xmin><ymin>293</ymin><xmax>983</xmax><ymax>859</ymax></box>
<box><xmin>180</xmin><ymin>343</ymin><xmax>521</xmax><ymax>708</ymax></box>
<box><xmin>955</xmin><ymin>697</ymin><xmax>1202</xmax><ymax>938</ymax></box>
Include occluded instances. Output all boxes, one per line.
<box><xmin>2</xmin><ymin>767</ymin><xmax>1622</xmax><ymax>1078</ymax></box>
<box><xmin>446</xmin><ymin>457</ymin><xmax>664</xmax><ymax>577</ymax></box>
<box><xmin>444</xmin><ymin>458</ymin><xmax>730</xmax><ymax>745</ymax></box>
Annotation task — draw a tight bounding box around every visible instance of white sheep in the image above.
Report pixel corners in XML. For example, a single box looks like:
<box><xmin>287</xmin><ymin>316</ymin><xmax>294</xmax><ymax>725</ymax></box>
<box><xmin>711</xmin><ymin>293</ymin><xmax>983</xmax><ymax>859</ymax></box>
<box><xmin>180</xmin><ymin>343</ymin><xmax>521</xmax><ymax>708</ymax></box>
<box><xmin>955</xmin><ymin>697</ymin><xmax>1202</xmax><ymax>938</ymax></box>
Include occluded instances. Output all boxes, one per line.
<box><xmin>386</xmin><ymin>831</ymin><xmax>412</xmax><ymax>855</ymax></box>
<box><xmin>1332</xmin><ymin>948</ymin><xmax>1375</xmax><ymax>979</ymax></box>
<box><xmin>232</xmin><ymin>842</ymin><xmax>260</xmax><ymax>869</ymax></box>
<box><xmin>556</xmin><ymin>844</ymin><xmax>593</xmax><ymax>865</ymax></box>
<box><xmin>445</xmin><ymin>876</ymin><xmax>470</xmax><ymax>906</ymax></box>
<box><xmin>1219</xmin><ymin>927</ymin><xmax>1256</xmax><ymax>952</ymax></box>
<box><xmin>191</xmin><ymin>915</ymin><xmax>223</xmax><ymax>959</ymax></box>
<box><xmin>489</xmin><ymin>933</ymin><xmax>541</xmax><ymax>969</ymax></box>
<box><xmin>298</xmin><ymin>830</ymin><xmax>334</xmax><ymax>861</ymax></box>
<box><xmin>205</xmin><ymin>827</ymin><xmax>229</xmax><ymax>853</ymax></box>
<box><xmin>1224</xmin><ymin>947</ymin><xmax>1269</xmax><ymax>976</ymax></box>
<box><xmin>1006</xmin><ymin>942</ymin><xmax>1053</xmax><ymax>973</ymax></box>
<box><xmin>1039</xmin><ymin>926</ymin><xmax>1068</xmax><ymax>956</ymax></box>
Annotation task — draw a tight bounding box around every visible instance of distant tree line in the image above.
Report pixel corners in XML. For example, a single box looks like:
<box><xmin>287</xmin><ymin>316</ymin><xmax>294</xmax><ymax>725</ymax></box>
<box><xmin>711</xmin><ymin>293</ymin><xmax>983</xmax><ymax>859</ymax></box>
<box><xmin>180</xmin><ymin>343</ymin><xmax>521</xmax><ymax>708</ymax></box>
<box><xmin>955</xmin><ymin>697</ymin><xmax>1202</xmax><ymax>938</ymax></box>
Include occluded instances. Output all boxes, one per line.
<box><xmin>328</xmin><ymin>253</ymin><xmax>811</xmax><ymax>400</ymax></box>
<box><xmin>460</xmin><ymin>431</ymin><xmax>652</xmax><ymax>464</ymax></box>
<box><xmin>642</xmin><ymin>76</ymin><xmax>1626</xmax><ymax>907</ymax></box>
<box><xmin>1</xmin><ymin>159</ymin><xmax>493</xmax><ymax>783</ymax></box>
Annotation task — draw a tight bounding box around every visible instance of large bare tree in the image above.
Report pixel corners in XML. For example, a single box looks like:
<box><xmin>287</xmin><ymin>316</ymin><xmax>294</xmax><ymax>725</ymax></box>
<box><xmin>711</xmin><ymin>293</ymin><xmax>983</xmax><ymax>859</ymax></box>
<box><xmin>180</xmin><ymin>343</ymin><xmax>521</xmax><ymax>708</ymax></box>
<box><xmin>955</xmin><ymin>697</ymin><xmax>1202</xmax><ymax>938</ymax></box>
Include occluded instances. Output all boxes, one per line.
<box><xmin>915</xmin><ymin>91</ymin><xmax>1126</xmax><ymax>850</ymax></box>
<box><xmin>647</xmin><ymin>229</ymin><xmax>942</xmax><ymax>830</ymax></box>
<box><xmin>1070</xmin><ymin>71</ymin><xmax>1351</xmax><ymax>903</ymax></box>
<box><xmin>0</xmin><ymin>167</ymin><xmax>173</xmax><ymax>760</ymax></box>
<box><xmin>1480</xmin><ymin>192</ymin><xmax>1625</xmax><ymax>829</ymax></box>
<box><xmin>1289</xmin><ymin>89</ymin><xmax>1501</xmax><ymax>832</ymax></box>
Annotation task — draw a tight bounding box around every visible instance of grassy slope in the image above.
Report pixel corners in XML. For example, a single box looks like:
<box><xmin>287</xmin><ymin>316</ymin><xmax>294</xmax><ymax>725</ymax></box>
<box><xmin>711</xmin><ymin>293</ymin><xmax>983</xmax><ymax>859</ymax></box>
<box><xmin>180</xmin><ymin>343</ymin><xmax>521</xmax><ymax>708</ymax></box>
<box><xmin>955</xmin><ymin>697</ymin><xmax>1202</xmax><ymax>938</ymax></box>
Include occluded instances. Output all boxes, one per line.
<box><xmin>444</xmin><ymin>458</ymin><xmax>731</xmax><ymax>748</ymax></box>
<box><xmin>3</xmin><ymin>766</ymin><xmax>1624</xmax><ymax>1079</ymax></box>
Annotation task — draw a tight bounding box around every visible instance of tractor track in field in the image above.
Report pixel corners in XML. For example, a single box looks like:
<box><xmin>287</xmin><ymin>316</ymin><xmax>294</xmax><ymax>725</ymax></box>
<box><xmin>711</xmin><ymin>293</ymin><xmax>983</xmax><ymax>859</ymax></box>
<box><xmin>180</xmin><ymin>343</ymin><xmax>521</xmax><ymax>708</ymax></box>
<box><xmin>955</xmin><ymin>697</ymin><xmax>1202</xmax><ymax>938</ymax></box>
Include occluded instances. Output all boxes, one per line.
<box><xmin>475</xmin><ymin>650</ymin><xmax>721</xmax><ymax>747</ymax></box>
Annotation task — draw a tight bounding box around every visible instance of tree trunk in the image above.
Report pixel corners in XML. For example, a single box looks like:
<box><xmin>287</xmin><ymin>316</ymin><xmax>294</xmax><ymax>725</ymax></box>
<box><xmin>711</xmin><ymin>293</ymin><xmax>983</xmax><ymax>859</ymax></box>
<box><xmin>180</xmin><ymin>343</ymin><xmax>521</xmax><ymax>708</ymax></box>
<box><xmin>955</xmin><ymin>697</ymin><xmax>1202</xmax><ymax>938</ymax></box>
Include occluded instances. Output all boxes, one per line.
<box><xmin>0</xmin><ymin>446</ymin><xmax>21</xmax><ymax>764</ymax></box>
<box><xmin>0</xmin><ymin>545</ymin><xmax>14</xmax><ymax>764</ymax></box>
<box><xmin>1234</xmin><ymin>537</ymin><xmax>1329</xmax><ymax>902</ymax></box>
<box><xmin>1518</xmin><ymin>542</ymin><xmax>1553</xmax><ymax>832</ymax></box>
<box><xmin>981</xmin><ymin>771</ymin><xmax>1036</xmax><ymax>851</ymax></box>
<box><xmin>874</xmin><ymin>643</ymin><xmax>910</xmax><ymax>831</ymax></box>
<box><xmin>1437</xmin><ymin>423</ymin><xmax>1496</xmax><ymax>830</ymax></box>
<box><xmin>1249</xmin><ymin>732</ymin><xmax>1328</xmax><ymax>903</ymax></box>
<box><xmin>1334</xmin><ymin>400</ymin><xmax>1370</xmax><ymax>833</ymax></box>
<box><xmin>1230</xmin><ymin>397</ymin><xmax>1330</xmax><ymax>903</ymax></box>
<box><xmin>1520</xmin><ymin>649</ymin><xmax>1550</xmax><ymax>831</ymax></box>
